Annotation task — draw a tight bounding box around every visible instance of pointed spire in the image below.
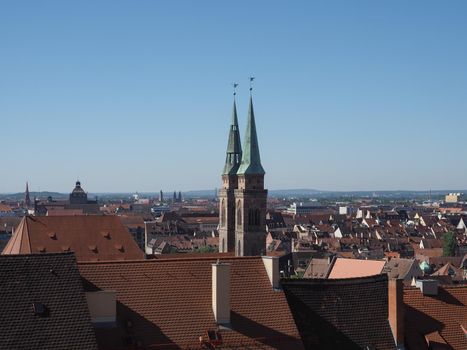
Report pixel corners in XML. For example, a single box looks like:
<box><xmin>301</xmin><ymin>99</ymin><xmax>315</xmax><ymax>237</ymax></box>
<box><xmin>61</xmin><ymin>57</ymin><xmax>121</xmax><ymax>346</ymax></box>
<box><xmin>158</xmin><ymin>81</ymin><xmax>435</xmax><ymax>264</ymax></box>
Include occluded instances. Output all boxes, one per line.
<box><xmin>222</xmin><ymin>97</ymin><xmax>242</xmax><ymax>175</ymax></box>
<box><xmin>24</xmin><ymin>182</ymin><xmax>31</xmax><ymax>207</ymax></box>
<box><xmin>237</xmin><ymin>95</ymin><xmax>265</xmax><ymax>175</ymax></box>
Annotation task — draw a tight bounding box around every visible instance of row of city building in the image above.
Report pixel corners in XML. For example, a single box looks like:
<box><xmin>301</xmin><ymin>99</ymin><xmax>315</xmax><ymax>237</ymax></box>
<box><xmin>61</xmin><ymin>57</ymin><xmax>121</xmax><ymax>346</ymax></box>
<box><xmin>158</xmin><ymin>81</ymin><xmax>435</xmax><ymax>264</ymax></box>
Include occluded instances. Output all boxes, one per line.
<box><xmin>0</xmin><ymin>94</ymin><xmax>466</xmax><ymax>349</ymax></box>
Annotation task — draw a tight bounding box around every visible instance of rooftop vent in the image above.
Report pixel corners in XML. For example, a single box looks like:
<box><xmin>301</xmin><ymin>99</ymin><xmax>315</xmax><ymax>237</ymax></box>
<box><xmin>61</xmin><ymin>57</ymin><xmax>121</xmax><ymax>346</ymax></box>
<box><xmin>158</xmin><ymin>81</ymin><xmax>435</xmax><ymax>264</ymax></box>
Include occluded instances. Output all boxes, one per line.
<box><xmin>115</xmin><ymin>244</ymin><xmax>124</xmax><ymax>252</ymax></box>
<box><xmin>61</xmin><ymin>245</ymin><xmax>70</xmax><ymax>252</ymax></box>
<box><xmin>48</xmin><ymin>232</ymin><xmax>57</xmax><ymax>239</ymax></box>
<box><xmin>89</xmin><ymin>245</ymin><xmax>98</xmax><ymax>253</ymax></box>
<box><xmin>37</xmin><ymin>246</ymin><xmax>46</xmax><ymax>253</ymax></box>
<box><xmin>32</xmin><ymin>302</ymin><xmax>47</xmax><ymax>316</ymax></box>
<box><xmin>101</xmin><ymin>231</ymin><xmax>111</xmax><ymax>239</ymax></box>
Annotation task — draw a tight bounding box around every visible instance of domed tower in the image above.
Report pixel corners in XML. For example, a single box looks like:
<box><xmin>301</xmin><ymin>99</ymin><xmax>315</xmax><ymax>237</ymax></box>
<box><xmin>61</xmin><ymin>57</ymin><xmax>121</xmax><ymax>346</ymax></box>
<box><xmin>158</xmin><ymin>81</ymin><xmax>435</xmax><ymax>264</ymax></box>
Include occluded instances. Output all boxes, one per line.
<box><xmin>218</xmin><ymin>98</ymin><xmax>242</xmax><ymax>253</ymax></box>
<box><xmin>69</xmin><ymin>180</ymin><xmax>88</xmax><ymax>205</ymax></box>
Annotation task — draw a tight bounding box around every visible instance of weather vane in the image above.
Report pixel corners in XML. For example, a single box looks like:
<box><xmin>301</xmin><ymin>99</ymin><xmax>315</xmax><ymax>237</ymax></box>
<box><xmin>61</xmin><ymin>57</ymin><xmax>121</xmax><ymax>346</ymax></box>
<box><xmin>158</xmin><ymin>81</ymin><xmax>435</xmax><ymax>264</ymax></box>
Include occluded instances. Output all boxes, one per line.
<box><xmin>249</xmin><ymin>76</ymin><xmax>255</xmax><ymax>92</ymax></box>
<box><xmin>232</xmin><ymin>83</ymin><xmax>239</xmax><ymax>96</ymax></box>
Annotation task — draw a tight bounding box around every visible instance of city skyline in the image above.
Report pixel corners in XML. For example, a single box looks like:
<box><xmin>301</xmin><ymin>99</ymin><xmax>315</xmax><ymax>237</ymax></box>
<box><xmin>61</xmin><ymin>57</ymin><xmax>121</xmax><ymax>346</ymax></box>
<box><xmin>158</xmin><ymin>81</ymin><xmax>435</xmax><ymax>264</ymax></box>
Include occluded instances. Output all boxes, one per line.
<box><xmin>2</xmin><ymin>1</ymin><xmax>467</xmax><ymax>192</ymax></box>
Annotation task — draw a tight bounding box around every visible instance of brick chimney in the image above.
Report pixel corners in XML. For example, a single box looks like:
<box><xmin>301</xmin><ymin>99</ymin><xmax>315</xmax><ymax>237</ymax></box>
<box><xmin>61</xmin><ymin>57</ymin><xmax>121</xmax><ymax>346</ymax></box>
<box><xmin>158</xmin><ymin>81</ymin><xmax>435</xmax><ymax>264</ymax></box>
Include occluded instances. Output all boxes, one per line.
<box><xmin>262</xmin><ymin>256</ymin><xmax>280</xmax><ymax>289</ymax></box>
<box><xmin>388</xmin><ymin>279</ymin><xmax>405</xmax><ymax>349</ymax></box>
<box><xmin>212</xmin><ymin>261</ymin><xmax>230</xmax><ymax>325</ymax></box>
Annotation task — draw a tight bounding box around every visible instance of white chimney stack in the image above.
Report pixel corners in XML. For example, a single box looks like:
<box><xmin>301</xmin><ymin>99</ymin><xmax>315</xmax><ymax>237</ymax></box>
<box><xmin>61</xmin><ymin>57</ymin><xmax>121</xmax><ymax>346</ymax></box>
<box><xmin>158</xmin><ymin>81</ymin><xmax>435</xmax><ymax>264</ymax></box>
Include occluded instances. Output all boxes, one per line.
<box><xmin>262</xmin><ymin>256</ymin><xmax>280</xmax><ymax>289</ymax></box>
<box><xmin>85</xmin><ymin>290</ymin><xmax>117</xmax><ymax>327</ymax></box>
<box><xmin>212</xmin><ymin>261</ymin><xmax>230</xmax><ymax>325</ymax></box>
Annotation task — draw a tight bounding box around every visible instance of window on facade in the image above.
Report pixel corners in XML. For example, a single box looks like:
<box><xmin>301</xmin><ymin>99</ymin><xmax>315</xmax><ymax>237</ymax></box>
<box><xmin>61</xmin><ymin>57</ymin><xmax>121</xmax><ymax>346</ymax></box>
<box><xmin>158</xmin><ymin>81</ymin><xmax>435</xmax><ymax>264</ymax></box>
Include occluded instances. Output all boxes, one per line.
<box><xmin>237</xmin><ymin>202</ymin><xmax>242</xmax><ymax>226</ymax></box>
<box><xmin>220</xmin><ymin>200</ymin><xmax>225</xmax><ymax>227</ymax></box>
<box><xmin>248</xmin><ymin>209</ymin><xmax>261</xmax><ymax>226</ymax></box>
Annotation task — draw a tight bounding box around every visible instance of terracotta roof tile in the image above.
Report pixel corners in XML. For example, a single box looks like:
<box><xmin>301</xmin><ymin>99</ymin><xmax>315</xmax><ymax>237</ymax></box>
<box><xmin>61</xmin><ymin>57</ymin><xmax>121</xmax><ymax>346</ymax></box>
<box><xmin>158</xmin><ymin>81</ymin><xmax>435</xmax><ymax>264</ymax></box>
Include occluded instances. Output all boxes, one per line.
<box><xmin>328</xmin><ymin>258</ymin><xmax>386</xmax><ymax>279</ymax></box>
<box><xmin>2</xmin><ymin>215</ymin><xmax>144</xmax><ymax>261</ymax></box>
<box><xmin>78</xmin><ymin>256</ymin><xmax>303</xmax><ymax>349</ymax></box>
<box><xmin>404</xmin><ymin>285</ymin><xmax>467</xmax><ymax>350</ymax></box>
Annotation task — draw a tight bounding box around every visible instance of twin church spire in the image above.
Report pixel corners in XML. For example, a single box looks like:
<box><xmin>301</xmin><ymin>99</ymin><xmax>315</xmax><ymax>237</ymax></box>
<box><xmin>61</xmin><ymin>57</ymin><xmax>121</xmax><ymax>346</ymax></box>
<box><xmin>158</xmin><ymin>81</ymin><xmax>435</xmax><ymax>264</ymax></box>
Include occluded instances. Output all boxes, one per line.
<box><xmin>222</xmin><ymin>94</ymin><xmax>264</xmax><ymax>176</ymax></box>
<box><xmin>219</xmin><ymin>88</ymin><xmax>267</xmax><ymax>257</ymax></box>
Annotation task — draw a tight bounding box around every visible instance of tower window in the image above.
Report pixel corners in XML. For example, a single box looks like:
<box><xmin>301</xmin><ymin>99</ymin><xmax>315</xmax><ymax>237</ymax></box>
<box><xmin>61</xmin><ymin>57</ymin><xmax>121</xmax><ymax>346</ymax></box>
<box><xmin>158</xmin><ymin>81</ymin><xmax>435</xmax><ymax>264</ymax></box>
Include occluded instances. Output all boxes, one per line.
<box><xmin>220</xmin><ymin>199</ymin><xmax>226</xmax><ymax>227</ymax></box>
<box><xmin>237</xmin><ymin>202</ymin><xmax>242</xmax><ymax>226</ymax></box>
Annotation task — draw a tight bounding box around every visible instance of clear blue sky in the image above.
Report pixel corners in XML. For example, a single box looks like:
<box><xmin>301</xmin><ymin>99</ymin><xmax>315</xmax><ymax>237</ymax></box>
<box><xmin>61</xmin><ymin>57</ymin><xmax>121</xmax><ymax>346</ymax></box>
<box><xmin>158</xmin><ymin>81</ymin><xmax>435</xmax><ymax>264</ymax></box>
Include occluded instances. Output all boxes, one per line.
<box><xmin>1</xmin><ymin>0</ymin><xmax>466</xmax><ymax>193</ymax></box>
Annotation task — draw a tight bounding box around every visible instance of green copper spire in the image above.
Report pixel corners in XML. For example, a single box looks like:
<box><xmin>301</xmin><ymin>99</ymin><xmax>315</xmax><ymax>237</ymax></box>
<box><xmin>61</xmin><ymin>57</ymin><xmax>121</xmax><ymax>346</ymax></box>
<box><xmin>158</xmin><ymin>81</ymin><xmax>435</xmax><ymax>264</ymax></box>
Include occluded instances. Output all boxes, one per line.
<box><xmin>237</xmin><ymin>95</ymin><xmax>265</xmax><ymax>175</ymax></box>
<box><xmin>222</xmin><ymin>99</ymin><xmax>242</xmax><ymax>175</ymax></box>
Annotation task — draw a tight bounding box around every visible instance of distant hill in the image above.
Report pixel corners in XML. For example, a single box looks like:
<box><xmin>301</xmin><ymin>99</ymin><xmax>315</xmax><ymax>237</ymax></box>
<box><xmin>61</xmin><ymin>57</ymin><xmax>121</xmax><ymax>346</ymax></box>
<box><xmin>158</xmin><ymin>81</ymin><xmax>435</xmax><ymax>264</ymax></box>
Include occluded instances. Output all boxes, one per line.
<box><xmin>0</xmin><ymin>192</ymin><xmax>66</xmax><ymax>201</ymax></box>
<box><xmin>1</xmin><ymin>189</ymin><xmax>465</xmax><ymax>201</ymax></box>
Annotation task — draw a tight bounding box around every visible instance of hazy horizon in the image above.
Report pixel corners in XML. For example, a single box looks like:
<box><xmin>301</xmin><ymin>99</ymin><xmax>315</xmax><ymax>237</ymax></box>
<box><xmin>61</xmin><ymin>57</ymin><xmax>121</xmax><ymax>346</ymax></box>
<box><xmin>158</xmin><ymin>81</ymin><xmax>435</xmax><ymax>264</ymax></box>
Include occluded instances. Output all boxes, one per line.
<box><xmin>2</xmin><ymin>1</ymin><xmax>466</xmax><ymax>193</ymax></box>
<box><xmin>2</xmin><ymin>186</ymin><xmax>466</xmax><ymax>196</ymax></box>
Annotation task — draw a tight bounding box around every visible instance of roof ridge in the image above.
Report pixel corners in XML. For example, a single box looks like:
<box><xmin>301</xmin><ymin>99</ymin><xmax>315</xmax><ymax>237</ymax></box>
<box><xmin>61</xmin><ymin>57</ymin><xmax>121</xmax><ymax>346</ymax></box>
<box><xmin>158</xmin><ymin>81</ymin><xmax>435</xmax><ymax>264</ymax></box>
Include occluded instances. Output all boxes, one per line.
<box><xmin>282</xmin><ymin>274</ymin><xmax>388</xmax><ymax>285</ymax></box>
<box><xmin>24</xmin><ymin>216</ymin><xmax>32</xmax><ymax>253</ymax></box>
<box><xmin>0</xmin><ymin>251</ymin><xmax>75</xmax><ymax>258</ymax></box>
<box><xmin>78</xmin><ymin>255</ymin><xmax>263</xmax><ymax>265</ymax></box>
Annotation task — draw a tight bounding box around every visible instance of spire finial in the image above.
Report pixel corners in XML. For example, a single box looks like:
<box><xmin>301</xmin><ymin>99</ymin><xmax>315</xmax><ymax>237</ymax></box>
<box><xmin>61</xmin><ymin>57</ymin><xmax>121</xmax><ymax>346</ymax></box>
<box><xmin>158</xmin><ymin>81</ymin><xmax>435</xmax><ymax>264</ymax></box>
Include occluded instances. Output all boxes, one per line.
<box><xmin>232</xmin><ymin>83</ymin><xmax>239</xmax><ymax>97</ymax></box>
<box><xmin>249</xmin><ymin>76</ymin><xmax>255</xmax><ymax>92</ymax></box>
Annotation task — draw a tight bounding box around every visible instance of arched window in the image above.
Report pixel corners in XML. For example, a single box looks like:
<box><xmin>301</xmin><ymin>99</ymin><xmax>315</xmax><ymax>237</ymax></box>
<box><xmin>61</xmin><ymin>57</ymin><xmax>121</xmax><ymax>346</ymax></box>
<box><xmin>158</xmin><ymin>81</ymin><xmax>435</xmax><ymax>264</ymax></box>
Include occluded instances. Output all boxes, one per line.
<box><xmin>237</xmin><ymin>240</ymin><xmax>241</xmax><ymax>256</ymax></box>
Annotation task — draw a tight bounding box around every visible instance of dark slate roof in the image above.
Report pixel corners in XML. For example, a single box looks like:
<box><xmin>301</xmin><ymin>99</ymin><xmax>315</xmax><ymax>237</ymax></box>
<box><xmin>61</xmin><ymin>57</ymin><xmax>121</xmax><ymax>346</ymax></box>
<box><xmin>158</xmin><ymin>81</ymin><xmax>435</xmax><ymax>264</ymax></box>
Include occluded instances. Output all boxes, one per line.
<box><xmin>282</xmin><ymin>274</ymin><xmax>396</xmax><ymax>350</ymax></box>
<box><xmin>0</xmin><ymin>253</ymin><xmax>98</xmax><ymax>350</ymax></box>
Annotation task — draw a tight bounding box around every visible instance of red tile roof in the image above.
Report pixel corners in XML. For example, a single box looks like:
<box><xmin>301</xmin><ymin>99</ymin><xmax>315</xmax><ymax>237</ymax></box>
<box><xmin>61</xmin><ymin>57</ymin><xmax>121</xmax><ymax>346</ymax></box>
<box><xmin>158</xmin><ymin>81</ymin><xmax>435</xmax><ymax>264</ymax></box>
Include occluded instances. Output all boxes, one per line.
<box><xmin>328</xmin><ymin>258</ymin><xmax>386</xmax><ymax>279</ymax></box>
<box><xmin>46</xmin><ymin>208</ymin><xmax>84</xmax><ymax>216</ymax></box>
<box><xmin>78</xmin><ymin>256</ymin><xmax>304</xmax><ymax>349</ymax></box>
<box><xmin>2</xmin><ymin>215</ymin><xmax>144</xmax><ymax>261</ymax></box>
<box><xmin>404</xmin><ymin>285</ymin><xmax>467</xmax><ymax>350</ymax></box>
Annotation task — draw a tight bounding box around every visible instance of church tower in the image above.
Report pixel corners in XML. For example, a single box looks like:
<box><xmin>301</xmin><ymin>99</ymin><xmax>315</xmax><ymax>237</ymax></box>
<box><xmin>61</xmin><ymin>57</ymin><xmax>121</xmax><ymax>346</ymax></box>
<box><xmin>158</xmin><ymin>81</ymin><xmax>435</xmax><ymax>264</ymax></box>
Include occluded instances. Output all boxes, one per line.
<box><xmin>24</xmin><ymin>182</ymin><xmax>31</xmax><ymax>208</ymax></box>
<box><xmin>234</xmin><ymin>95</ymin><xmax>267</xmax><ymax>256</ymax></box>
<box><xmin>218</xmin><ymin>98</ymin><xmax>242</xmax><ymax>253</ymax></box>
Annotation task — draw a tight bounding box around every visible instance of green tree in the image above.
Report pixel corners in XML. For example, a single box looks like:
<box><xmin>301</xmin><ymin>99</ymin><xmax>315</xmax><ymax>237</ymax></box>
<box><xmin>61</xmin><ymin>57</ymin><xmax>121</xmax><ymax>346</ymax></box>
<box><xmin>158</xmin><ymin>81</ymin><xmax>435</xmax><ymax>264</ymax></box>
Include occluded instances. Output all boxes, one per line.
<box><xmin>443</xmin><ymin>232</ymin><xmax>456</xmax><ymax>257</ymax></box>
<box><xmin>194</xmin><ymin>246</ymin><xmax>217</xmax><ymax>254</ymax></box>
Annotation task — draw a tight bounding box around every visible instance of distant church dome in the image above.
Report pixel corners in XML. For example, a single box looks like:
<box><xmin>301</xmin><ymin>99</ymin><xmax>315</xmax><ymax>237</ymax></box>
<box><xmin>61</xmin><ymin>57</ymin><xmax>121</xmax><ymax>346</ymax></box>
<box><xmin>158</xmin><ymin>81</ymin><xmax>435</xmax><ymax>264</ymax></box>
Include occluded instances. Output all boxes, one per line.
<box><xmin>70</xmin><ymin>180</ymin><xmax>88</xmax><ymax>204</ymax></box>
<box><xmin>72</xmin><ymin>181</ymin><xmax>85</xmax><ymax>194</ymax></box>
